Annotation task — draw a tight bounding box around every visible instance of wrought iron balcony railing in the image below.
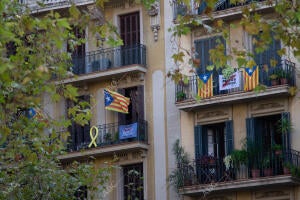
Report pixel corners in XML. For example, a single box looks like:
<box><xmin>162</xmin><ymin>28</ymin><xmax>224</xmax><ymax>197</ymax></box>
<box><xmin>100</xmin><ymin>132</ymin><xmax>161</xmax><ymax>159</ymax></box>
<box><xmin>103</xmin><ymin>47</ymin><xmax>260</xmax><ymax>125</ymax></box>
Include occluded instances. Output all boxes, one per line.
<box><xmin>177</xmin><ymin>149</ymin><xmax>300</xmax><ymax>188</ymax></box>
<box><xmin>71</xmin><ymin>44</ymin><xmax>147</xmax><ymax>75</ymax></box>
<box><xmin>67</xmin><ymin>120</ymin><xmax>148</xmax><ymax>152</ymax></box>
<box><xmin>175</xmin><ymin>60</ymin><xmax>296</xmax><ymax>102</ymax></box>
<box><xmin>172</xmin><ymin>0</ymin><xmax>267</xmax><ymax>20</ymax></box>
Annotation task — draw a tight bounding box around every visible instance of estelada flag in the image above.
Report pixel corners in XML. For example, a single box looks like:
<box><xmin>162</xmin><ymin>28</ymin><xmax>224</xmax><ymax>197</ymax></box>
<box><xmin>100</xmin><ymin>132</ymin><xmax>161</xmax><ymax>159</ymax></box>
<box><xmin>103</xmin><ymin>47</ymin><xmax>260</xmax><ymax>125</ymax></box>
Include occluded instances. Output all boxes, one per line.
<box><xmin>197</xmin><ymin>72</ymin><xmax>213</xmax><ymax>98</ymax></box>
<box><xmin>104</xmin><ymin>89</ymin><xmax>130</xmax><ymax>114</ymax></box>
<box><xmin>244</xmin><ymin>66</ymin><xmax>259</xmax><ymax>91</ymax></box>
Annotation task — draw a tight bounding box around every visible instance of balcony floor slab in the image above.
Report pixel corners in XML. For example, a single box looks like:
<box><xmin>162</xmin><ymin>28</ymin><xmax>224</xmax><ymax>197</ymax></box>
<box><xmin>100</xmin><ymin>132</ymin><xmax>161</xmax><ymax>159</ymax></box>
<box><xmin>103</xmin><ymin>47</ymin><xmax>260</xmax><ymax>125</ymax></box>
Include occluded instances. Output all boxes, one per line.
<box><xmin>180</xmin><ymin>175</ymin><xmax>300</xmax><ymax>196</ymax></box>
<box><xmin>58</xmin><ymin>142</ymin><xmax>148</xmax><ymax>161</ymax></box>
<box><xmin>176</xmin><ymin>85</ymin><xmax>291</xmax><ymax>111</ymax></box>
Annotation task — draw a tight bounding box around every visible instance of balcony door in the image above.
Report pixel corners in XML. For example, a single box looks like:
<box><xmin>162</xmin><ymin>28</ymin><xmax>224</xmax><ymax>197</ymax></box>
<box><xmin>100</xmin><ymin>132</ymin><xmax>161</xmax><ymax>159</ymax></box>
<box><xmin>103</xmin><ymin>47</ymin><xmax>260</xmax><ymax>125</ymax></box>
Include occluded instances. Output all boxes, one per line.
<box><xmin>194</xmin><ymin>121</ymin><xmax>233</xmax><ymax>159</ymax></box>
<box><xmin>123</xmin><ymin>163</ymin><xmax>144</xmax><ymax>200</ymax></box>
<box><xmin>67</xmin><ymin>95</ymin><xmax>90</xmax><ymax>151</ymax></box>
<box><xmin>246</xmin><ymin>112</ymin><xmax>290</xmax><ymax>153</ymax></box>
<box><xmin>119</xmin><ymin>12</ymin><xmax>140</xmax><ymax>66</ymax></box>
<box><xmin>68</xmin><ymin>27</ymin><xmax>86</xmax><ymax>74</ymax></box>
<box><xmin>118</xmin><ymin>86</ymin><xmax>144</xmax><ymax>125</ymax></box>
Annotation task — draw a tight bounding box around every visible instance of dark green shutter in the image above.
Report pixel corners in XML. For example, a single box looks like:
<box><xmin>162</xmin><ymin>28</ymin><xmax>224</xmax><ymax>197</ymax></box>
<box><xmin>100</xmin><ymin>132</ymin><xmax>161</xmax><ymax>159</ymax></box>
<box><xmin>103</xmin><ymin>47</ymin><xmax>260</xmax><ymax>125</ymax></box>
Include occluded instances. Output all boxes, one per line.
<box><xmin>225</xmin><ymin>120</ymin><xmax>234</xmax><ymax>155</ymax></box>
<box><xmin>281</xmin><ymin>112</ymin><xmax>291</xmax><ymax>151</ymax></box>
<box><xmin>194</xmin><ymin>125</ymin><xmax>202</xmax><ymax>159</ymax></box>
<box><xmin>194</xmin><ymin>36</ymin><xmax>226</xmax><ymax>74</ymax></box>
<box><xmin>194</xmin><ymin>125</ymin><xmax>208</xmax><ymax>159</ymax></box>
<box><xmin>254</xmin><ymin>33</ymin><xmax>281</xmax><ymax>66</ymax></box>
<box><xmin>246</xmin><ymin>117</ymin><xmax>255</xmax><ymax>142</ymax></box>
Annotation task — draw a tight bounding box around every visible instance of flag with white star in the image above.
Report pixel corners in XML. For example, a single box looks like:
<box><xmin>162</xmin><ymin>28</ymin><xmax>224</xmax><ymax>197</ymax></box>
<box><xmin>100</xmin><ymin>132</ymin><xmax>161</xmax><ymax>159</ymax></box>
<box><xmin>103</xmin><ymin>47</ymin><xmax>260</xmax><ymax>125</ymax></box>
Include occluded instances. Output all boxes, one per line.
<box><xmin>104</xmin><ymin>89</ymin><xmax>130</xmax><ymax>114</ymax></box>
<box><xmin>244</xmin><ymin>66</ymin><xmax>259</xmax><ymax>91</ymax></box>
<box><xmin>197</xmin><ymin>72</ymin><xmax>213</xmax><ymax>98</ymax></box>
<box><xmin>245</xmin><ymin>66</ymin><xmax>257</xmax><ymax>76</ymax></box>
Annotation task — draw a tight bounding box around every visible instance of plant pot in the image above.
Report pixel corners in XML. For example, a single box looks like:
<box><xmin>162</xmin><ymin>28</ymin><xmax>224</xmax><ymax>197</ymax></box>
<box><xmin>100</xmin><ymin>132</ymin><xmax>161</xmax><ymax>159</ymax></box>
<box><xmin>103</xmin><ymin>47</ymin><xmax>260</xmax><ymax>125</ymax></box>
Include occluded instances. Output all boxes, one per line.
<box><xmin>251</xmin><ymin>169</ymin><xmax>260</xmax><ymax>178</ymax></box>
<box><xmin>236</xmin><ymin>164</ymin><xmax>248</xmax><ymax>179</ymax></box>
<box><xmin>275</xmin><ymin>150</ymin><xmax>282</xmax><ymax>155</ymax></box>
<box><xmin>280</xmin><ymin>78</ymin><xmax>288</xmax><ymax>85</ymax></box>
<box><xmin>283</xmin><ymin>167</ymin><xmax>291</xmax><ymax>175</ymax></box>
<box><xmin>263</xmin><ymin>168</ymin><xmax>273</xmax><ymax>176</ymax></box>
<box><xmin>271</xmin><ymin>79</ymin><xmax>279</xmax><ymax>86</ymax></box>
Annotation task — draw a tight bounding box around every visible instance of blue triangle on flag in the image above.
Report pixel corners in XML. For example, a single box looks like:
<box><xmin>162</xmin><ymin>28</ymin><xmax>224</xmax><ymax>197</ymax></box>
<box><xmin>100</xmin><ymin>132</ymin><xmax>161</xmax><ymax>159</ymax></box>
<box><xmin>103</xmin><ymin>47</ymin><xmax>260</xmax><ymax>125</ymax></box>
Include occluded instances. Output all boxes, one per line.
<box><xmin>245</xmin><ymin>66</ymin><xmax>257</xmax><ymax>76</ymax></box>
<box><xmin>28</xmin><ymin>108</ymin><xmax>36</xmax><ymax>119</ymax></box>
<box><xmin>104</xmin><ymin>90</ymin><xmax>114</xmax><ymax>107</ymax></box>
<box><xmin>197</xmin><ymin>72</ymin><xmax>212</xmax><ymax>84</ymax></box>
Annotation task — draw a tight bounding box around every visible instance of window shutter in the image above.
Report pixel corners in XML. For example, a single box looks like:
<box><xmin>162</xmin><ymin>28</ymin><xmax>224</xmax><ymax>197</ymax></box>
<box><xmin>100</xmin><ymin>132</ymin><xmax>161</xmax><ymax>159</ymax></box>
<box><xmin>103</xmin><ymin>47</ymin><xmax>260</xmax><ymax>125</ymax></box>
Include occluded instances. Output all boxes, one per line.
<box><xmin>83</xmin><ymin>95</ymin><xmax>91</xmax><ymax>144</ymax></box>
<box><xmin>246</xmin><ymin>117</ymin><xmax>255</xmax><ymax>142</ymax></box>
<box><xmin>281</xmin><ymin>112</ymin><xmax>291</xmax><ymax>152</ymax></box>
<box><xmin>118</xmin><ymin>88</ymin><xmax>127</xmax><ymax>125</ymax></box>
<box><xmin>194</xmin><ymin>36</ymin><xmax>226</xmax><ymax>74</ymax></box>
<box><xmin>225</xmin><ymin>120</ymin><xmax>234</xmax><ymax>155</ymax></box>
<box><xmin>136</xmin><ymin>85</ymin><xmax>144</xmax><ymax>121</ymax></box>
<box><xmin>254</xmin><ymin>33</ymin><xmax>281</xmax><ymax>66</ymax></box>
<box><xmin>194</xmin><ymin>125</ymin><xmax>208</xmax><ymax>159</ymax></box>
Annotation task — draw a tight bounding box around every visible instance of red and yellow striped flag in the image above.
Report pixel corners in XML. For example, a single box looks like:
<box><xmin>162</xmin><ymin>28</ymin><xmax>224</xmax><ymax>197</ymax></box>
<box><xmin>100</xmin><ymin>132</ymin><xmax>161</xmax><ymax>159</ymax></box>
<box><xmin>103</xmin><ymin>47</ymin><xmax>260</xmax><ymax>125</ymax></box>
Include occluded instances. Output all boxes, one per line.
<box><xmin>104</xmin><ymin>89</ymin><xmax>130</xmax><ymax>114</ymax></box>
<box><xmin>198</xmin><ymin>73</ymin><xmax>213</xmax><ymax>98</ymax></box>
<box><xmin>244</xmin><ymin>66</ymin><xmax>259</xmax><ymax>91</ymax></box>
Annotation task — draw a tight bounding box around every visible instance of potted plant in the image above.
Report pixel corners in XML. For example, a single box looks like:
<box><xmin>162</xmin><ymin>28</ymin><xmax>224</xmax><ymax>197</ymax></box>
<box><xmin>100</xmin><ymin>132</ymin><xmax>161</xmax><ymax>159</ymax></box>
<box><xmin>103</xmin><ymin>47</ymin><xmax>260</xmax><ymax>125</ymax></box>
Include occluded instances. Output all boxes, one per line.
<box><xmin>276</xmin><ymin>69</ymin><xmax>289</xmax><ymax>85</ymax></box>
<box><xmin>245</xmin><ymin>139</ymin><xmax>262</xmax><ymax>178</ymax></box>
<box><xmin>283</xmin><ymin>162</ymin><xmax>292</xmax><ymax>175</ymax></box>
<box><xmin>168</xmin><ymin>140</ymin><xmax>194</xmax><ymax>190</ymax></box>
<box><xmin>262</xmin><ymin>156</ymin><xmax>273</xmax><ymax>176</ymax></box>
<box><xmin>230</xmin><ymin>149</ymin><xmax>248</xmax><ymax>179</ymax></box>
<box><xmin>176</xmin><ymin>91</ymin><xmax>186</xmax><ymax>102</ymax></box>
<box><xmin>269</xmin><ymin>74</ymin><xmax>279</xmax><ymax>86</ymax></box>
<box><xmin>272</xmin><ymin>144</ymin><xmax>282</xmax><ymax>155</ymax></box>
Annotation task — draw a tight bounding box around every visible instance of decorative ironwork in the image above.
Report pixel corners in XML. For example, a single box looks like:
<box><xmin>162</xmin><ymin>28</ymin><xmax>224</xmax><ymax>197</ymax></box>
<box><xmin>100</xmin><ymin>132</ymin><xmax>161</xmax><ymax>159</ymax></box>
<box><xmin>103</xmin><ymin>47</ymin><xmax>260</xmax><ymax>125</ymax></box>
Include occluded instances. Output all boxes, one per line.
<box><xmin>71</xmin><ymin>44</ymin><xmax>147</xmax><ymax>75</ymax></box>
<box><xmin>67</xmin><ymin>120</ymin><xmax>148</xmax><ymax>151</ymax></box>
<box><xmin>175</xmin><ymin>60</ymin><xmax>296</xmax><ymax>103</ymax></box>
<box><xmin>177</xmin><ymin>149</ymin><xmax>300</xmax><ymax>187</ymax></box>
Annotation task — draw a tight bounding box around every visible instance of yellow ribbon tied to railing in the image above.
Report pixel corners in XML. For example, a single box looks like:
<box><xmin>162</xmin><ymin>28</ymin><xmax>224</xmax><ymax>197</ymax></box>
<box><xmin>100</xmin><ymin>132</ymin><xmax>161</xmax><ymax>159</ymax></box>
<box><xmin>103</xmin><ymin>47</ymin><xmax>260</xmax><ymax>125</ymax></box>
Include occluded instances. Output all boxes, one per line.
<box><xmin>89</xmin><ymin>126</ymin><xmax>99</xmax><ymax>148</ymax></box>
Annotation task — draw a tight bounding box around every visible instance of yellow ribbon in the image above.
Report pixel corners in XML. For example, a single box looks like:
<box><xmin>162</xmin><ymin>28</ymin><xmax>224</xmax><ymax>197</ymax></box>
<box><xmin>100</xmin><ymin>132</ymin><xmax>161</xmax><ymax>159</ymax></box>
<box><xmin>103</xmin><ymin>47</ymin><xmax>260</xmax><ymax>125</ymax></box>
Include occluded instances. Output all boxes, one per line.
<box><xmin>89</xmin><ymin>126</ymin><xmax>98</xmax><ymax>148</ymax></box>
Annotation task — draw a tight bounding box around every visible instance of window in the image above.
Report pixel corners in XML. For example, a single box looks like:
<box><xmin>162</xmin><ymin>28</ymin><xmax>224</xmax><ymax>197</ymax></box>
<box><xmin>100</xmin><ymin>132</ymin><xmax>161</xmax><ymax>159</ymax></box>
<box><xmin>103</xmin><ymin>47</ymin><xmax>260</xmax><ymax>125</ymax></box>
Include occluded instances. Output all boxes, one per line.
<box><xmin>67</xmin><ymin>95</ymin><xmax>90</xmax><ymax>151</ymax></box>
<box><xmin>68</xmin><ymin>27</ymin><xmax>86</xmax><ymax>75</ymax></box>
<box><xmin>123</xmin><ymin>163</ymin><xmax>144</xmax><ymax>200</ymax></box>
<box><xmin>118</xmin><ymin>86</ymin><xmax>144</xmax><ymax>125</ymax></box>
<box><xmin>194</xmin><ymin>120</ymin><xmax>233</xmax><ymax>159</ymax></box>
<box><xmin>253</xmin><ymin>33</ymin><xmax>281</xmax><ymax>67</ymax></box>
<box><xmin>246</xmin><ymin>112</ymin><xmax>290</xmax><ymax>152</ymax></box>
<box><xmin>120</xmin><ymin>12</ymin><xmax>140</xmax><ymax>46</ymax></box>
<box><xmin>194</xmin><ymin>36</ymin><xmax>226</xmax><ymax>73</ymax></box>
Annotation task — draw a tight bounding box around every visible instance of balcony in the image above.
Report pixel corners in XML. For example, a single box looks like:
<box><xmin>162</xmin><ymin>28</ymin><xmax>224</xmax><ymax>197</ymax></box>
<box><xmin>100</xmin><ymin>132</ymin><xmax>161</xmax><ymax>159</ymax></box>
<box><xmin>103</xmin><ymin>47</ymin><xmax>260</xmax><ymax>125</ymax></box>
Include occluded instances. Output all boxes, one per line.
<box><xmin>27</xmin><ymin>0</ymin><xmax>95</xmax><ymax>13</ymax></box>
<box><xmin>177</xmin><ymin>149</ymin><xmax>300</xmax><ymax>195</ymax></box>
<box><xmin>59</xmin><ymin>120</ymin><xmax>148</xmax><ymax>160</ymax></box>
<box><xmin>62</xmin><ymin>44</ymin><xmax>147</xmax><ymax>84</ymax></box>
<box><xmin>175</xmin><ymin>61</ymin><xmax>296</xmax><ymax>110</ymax></box>
<box><xmin>172</xmin><ymin>0</ymin><xmax>269</xmax><ymax>21</ymax></box>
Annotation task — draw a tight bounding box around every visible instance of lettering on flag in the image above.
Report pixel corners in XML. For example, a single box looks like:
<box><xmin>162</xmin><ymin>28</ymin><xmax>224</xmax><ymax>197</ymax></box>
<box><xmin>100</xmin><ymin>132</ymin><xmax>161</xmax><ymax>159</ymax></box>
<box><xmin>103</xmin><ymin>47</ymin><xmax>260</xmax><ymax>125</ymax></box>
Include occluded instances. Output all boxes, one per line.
<box><xmin>119</xmin><ymin>123</ymin><xmax>138</xmax><ymax>139</ymax></box>
<box><xmin>219</xmin><ymin>71</ymin><xmax>240</xmax><ymax>91</ymax></box>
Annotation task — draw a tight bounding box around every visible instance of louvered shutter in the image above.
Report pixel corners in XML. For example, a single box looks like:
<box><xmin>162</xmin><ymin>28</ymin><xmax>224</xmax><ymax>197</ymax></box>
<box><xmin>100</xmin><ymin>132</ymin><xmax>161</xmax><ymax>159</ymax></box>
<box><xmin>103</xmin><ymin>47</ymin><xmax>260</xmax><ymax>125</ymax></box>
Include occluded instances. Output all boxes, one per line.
<box><xmin>281</xmin><ymin>112</ymin><xmax>291</xmax><ymax>152</ymax></box>
<box><xmin>194</xmin><ymin>125</ymin><xmax>208</xmax><ymax>159</ymax></box>
<box><xmin>225</xmin><ymin>120</ymin><xmax>234</xmax><ymax>155</ymax></box>
<box><xmin>136</xmin><ymin>85</ymin><xmax>144</xmax><ymax>121</ymax></box>
<box><xmin>254</xmin><ymin>33</ymin><xmax>281</xmax><ymax>66</ymax></box>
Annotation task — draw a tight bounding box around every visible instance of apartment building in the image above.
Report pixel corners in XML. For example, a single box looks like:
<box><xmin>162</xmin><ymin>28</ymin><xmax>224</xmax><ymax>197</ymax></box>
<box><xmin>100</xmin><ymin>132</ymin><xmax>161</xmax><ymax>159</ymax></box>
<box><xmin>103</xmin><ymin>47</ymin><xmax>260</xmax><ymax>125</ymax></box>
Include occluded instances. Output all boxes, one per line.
<box><xmin>165</xmin><ymin>0</ymin><xmax>300</xmax><ymax>200</ymax></box>
<box><xmin>22</xmin><ymin>0</ymin><xmax>168</xmax><ymax>199</ymax></box>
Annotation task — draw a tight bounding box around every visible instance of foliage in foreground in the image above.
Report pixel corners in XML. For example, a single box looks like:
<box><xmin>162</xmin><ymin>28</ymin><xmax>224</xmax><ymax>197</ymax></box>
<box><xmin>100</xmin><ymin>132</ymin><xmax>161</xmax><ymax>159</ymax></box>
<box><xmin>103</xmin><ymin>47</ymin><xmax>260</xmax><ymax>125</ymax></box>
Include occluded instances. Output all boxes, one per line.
<box><xmin>0</xmin><ymin>0</ymin><xmax>117</xmax><ymax>199</ymax></box>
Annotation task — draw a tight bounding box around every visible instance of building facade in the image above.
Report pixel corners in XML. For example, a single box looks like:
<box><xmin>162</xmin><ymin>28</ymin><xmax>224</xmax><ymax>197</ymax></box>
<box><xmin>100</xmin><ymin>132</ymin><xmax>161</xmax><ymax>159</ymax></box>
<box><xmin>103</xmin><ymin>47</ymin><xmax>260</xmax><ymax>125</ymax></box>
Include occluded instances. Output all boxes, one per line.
<box><xmin>23</xmin><ymin>0</ymin><xmax>168</xmax><ymax>199</ymax></box>
<box><xmin>166</xmin><ymin>0</ymin><xmax>300</xmax><ymax>200</ymax></box>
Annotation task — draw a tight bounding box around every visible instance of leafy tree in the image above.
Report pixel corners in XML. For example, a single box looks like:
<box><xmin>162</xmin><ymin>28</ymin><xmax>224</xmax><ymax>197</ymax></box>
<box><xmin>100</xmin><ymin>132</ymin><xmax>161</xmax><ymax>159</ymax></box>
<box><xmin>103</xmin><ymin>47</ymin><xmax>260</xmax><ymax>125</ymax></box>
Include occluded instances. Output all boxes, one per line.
<box><xmin>0</xmin><ymin>0</ymin><xmax>116</xmax><ymax>199</ymax></box>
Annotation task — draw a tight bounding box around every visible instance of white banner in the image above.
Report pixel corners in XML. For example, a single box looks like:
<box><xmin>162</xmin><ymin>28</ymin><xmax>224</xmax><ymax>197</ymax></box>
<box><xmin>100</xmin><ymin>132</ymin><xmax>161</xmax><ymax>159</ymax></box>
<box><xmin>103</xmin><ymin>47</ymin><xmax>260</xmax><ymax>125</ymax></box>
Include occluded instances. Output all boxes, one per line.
<box><xmin>219</xmin><ymin>72</ymin><xmax>240</xmax><ymax>91</ymax></box>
